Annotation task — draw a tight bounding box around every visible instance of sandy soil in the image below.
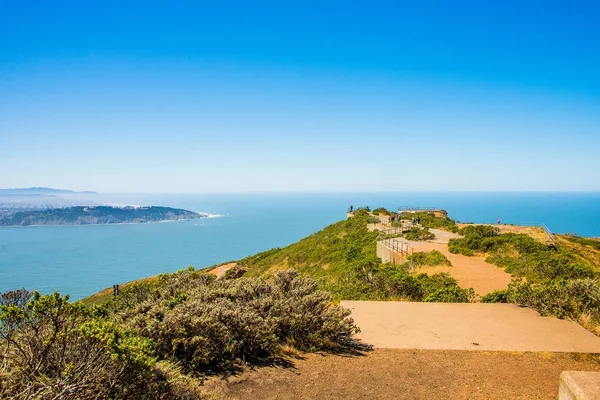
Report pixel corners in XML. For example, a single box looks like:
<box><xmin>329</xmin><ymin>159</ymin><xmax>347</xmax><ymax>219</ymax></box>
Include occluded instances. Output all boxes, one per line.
<box><xmin>389</xmin><ymin>229</ymin><xmax>512</xmax><ymax>295</ymax></box>
<box><xmin>207</xmin><ymin>262</ymin><xmax>237</xmax><ymax>279</ymax></box>
<box><xmin>205</xmin><ymin>349</ymin><xmax>600</xmax><ymax>399</ymax></box>
<box><xmin>342</xmin><ymin>301</ymin><xmax>600</xmax><ymax>353</ymax></box>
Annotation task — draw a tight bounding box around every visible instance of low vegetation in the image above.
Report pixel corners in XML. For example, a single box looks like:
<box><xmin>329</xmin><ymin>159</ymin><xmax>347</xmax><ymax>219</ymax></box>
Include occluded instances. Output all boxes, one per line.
<box><xmin>564</xmin><ymin>235</ymin><xmax>600</xmax><ymax>251</ymax></box>
<box><xmin>395</xmin><ymin>211</ymin><xmax>459</xmax><ymax>232</ymax></box>
<box><xmin>405</xmin><ymin>226</ymin><xmax>436</xmax><ymax>241</ymax></box>
<box><xmin>372</xmin><ymin>207</ymin><xmax>391</xmax><ymax>216</ymax></box>
<box><xmin>241</xmin><ymin>210</ymin><xmax>471</xmax><ymax>303</ymax></box>
<box><xmin>451</xmin><ymin>224</ymin><xmax>600</xmax><ymax>334</ymax></box>
<box><xmin>408</xmin><ymin>250</ymin><xmax>451</xmax><ymax>267</ymax></box>
<box><xmin>1</xmin><ymin>271</ymin><xmax>358</xmax><ymax>399</ymax></box>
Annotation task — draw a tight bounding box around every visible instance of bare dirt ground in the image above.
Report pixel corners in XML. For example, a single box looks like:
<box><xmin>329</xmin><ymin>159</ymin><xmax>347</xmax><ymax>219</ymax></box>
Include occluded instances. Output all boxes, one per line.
<box><xmin>207</xmin><ymin>262</ymin><xmax>237</xmax><ymax>279</ymax></box>
<box><xmin>204</xmin><ymin>349</ymin><xmax>600</xmax><ymax>400</ymax></box>
<box><xmin>342</xmin><ymin>301</ymin><xmax>600</xmax><ymax>353</ymax></box>
<box><xmin>389</xmin><ymin>228</ymin><xmax>512</xmax><ymax>295</ymax></box>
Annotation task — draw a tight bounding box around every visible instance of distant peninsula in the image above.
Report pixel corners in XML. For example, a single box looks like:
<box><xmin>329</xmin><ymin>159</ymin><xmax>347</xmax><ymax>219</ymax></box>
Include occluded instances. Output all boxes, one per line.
<box><xmin>0</xmin><ymin>187</ymin><xmax>98</xmax><ymax>195</ymax></box>
<box><xmin>0</xmin><ymin>206</ymin><xmax>206</xmax><ymax>227</ymax></box>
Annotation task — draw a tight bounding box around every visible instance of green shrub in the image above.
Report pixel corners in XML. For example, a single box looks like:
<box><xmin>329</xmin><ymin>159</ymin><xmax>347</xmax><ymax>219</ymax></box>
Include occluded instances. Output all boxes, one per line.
<box><xmin>108</xmin><ymin>270</ymin><xmax>358</xmax><ymax>373</ymax></box>
<box><xmin>564</xmin><ymin>235</ymin><xmax>600</xmax><ymax>251</ymax></box>
<box><xmin>405</xmin><ymin>227</ymin><xmax>436</xmax><ymax>241</ymax></box>
<box><xmin>449</xmin><ymin>225</ymin><xmax>500</xmax><ymax>255</ymax></box>
<box><xmin>398</xmin><ymin>212</ymin><xmax>458</xmax><ymax>232</ymax></box>
<box><xmin>506</xmin><ymin>279</ymin><xmax>600</xmax><ymax>327</ymax></box>
<box><xmin>424</xmin><ymin>286</ymin><xmax>473</xmax><ymax>303</ymax></box>
<box><xmin>481</xmin><ymin>289</ymin><xmax>509</xmax><ymax>303</ymax></box>
<box><xmin>408</xmin><ymin>250</ymin><xmax>451</xmax><ymax>267</ymax></box>
<box><xmin>0</xmin><ymin>291</ymin><xmax>180</xmax><ymax>399</ymax></box>
<box><xmin>372</xmin><ymin>207</ymin><xmax>390</xmax><ymax>216</ymax></box>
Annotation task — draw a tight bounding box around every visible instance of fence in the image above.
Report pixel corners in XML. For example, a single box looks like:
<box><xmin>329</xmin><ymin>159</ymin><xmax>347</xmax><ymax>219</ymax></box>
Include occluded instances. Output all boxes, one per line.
<box><xmin>539</xmin><ymin>223</ymin><xmax>557</xmax><ymax>247</ymax></box>
<box><xmin>381</xmin><ymin>237</ymin><xmax>414</xmax><ymax>257</ymax></box>
<box><xmin>397</xmin><ymin>206</ymin><xmax>437</xmax><ymax>212</ymax></box>
<box><xmin>378</xmin><ymin>227</ymin><xmax>406</xmax><ymax>235</ymax></box>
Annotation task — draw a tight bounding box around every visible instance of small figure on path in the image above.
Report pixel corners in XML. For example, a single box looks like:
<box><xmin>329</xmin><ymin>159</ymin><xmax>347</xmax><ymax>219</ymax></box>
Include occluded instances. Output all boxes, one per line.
<box><xmin>497</xmin><ymin>218</ymin><xmax>501</xmax><ymax>225</ymax></box>
<box><xmin>417</xmin><ymin>217</ymin><xmax>421</xmax><ymax>225</ymax></box>
<box><xmin>349</xmin><ymin>205</ymin><xmax>353</xmax><ymax>213</ymax></box>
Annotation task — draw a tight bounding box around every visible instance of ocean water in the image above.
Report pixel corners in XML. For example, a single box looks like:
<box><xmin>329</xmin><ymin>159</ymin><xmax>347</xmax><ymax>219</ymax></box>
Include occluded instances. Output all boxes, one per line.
<box><xmin>1</xmin><ymin>192</ymin><xmax>599</xmax><ymax>300</ymax></box>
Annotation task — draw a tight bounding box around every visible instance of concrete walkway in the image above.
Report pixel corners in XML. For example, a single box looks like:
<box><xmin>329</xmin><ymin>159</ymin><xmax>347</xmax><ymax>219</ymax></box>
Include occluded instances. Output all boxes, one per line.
<box><xmin>342</xmin><ymin>301</ymin><xmax>600</xmax><ymax>353</ymax></box>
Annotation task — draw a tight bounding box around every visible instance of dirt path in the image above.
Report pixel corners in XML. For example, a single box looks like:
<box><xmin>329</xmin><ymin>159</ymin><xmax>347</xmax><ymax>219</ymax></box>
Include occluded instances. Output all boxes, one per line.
<box><xmin>390</xmin><ymin>228</ymin><xmax>512</xmax><ymax>295</ymax></box>
<box><xmin>205</xmin><ymin>349</ymin><xmax>600</xmax><ymax>399</ymax></box>
<box><xmin>207</xmin><ymin>262</ymin><xmax>237</xmax><ymax>278</ymax></box>
<box><xmin>342</xmin><ymin>301</ymin><xmax>600</xmax><ymax>353</ymax></box>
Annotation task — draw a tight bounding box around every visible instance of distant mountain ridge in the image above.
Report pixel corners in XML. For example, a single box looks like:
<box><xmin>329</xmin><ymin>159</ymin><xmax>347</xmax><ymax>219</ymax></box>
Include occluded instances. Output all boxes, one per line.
<box><xmin>0</xmin><ymin>205</ymin><xmax>205</xmax><ymax>227</ymax></box>
<box><xmin>0</xmin><ymin>187</ymin><xmax>98</xmax><ymax>195</ymax></box>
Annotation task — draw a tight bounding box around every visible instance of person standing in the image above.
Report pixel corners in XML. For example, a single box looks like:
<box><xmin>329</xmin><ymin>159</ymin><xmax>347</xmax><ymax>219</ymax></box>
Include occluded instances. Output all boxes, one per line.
<box><xmin>497</xmin><ymin>218</ymin><xmax>501</xmax><ymax>225</ymax></box>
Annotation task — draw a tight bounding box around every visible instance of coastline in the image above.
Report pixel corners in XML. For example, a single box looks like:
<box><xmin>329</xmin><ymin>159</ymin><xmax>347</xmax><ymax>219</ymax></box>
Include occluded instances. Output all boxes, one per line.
<box><xmin>0</xmin><ymin>213</ymin><xmax>223</xmax><ymax>229</ymax></box>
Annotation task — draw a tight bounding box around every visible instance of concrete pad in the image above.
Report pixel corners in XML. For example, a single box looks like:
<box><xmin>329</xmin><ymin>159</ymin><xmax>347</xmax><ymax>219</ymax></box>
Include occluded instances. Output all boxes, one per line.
<box><xmin>342</xmin><ymin>301</ymin><xmax>600</xmax><ymax>353</ymax></box>
<box><xmin>559</xmin><ymin>371</ymin><xmax>600</xmax><ymax>400</ymax></box>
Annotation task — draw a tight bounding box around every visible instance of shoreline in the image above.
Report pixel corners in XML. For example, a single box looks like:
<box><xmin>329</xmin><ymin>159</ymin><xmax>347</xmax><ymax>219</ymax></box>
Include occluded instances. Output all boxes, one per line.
<box><xmin>0</xmin><ymin>213</ymin><xmax>224</xmax><ymax>229</ymax></box>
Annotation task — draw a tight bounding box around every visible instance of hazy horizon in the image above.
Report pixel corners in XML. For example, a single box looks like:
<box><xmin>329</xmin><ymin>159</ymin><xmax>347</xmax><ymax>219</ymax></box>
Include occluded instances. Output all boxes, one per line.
<box><xmin>4</xmin><ymin>187</ymin><xmax>600</xmax><ymax>194</ymax></box>
<box><xmin>2</xmin><ymin>1</ymin><xmax>599</xmax><ymax>192</ymax></box>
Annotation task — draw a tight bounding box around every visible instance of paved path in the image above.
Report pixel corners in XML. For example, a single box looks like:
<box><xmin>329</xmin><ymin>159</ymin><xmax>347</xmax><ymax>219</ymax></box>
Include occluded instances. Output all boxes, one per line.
<box><xmin>342</xmin><ymin>301</ymin><xmax>600</xmax><ymax>353</ymax></box>
<box><xmin>388</xmin><ymin>228</ymin><xmax>512</xmax><ymax>295</ymax></box>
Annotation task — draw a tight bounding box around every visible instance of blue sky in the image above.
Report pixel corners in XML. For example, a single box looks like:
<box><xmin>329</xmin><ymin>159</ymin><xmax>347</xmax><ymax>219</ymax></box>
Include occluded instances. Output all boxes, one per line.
<box><xmin>1</xmin><ymin>1</ymin><xmax>599</xmax><ymax>192</ymax></box>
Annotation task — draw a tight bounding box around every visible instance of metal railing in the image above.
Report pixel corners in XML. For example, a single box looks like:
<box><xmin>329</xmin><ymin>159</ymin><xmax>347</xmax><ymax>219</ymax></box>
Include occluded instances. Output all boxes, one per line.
<box><xmin>539</xmin><ymin>223</ymin><xmax>557</xmax><ymax>247</ymax></box>
<box><xmin>398</xmin><ymin>206</ymin><xmax>437</xmax><ymax>211</ymax></box>
<box><xmin>378</xmin><ymin>227</ymin><xmax>405</xmax><ymax>235</ymax></box>
<box><xmin>381</xmin><ymin>237</ymin><xmax>414</xmax><ymax>257</ymax></box>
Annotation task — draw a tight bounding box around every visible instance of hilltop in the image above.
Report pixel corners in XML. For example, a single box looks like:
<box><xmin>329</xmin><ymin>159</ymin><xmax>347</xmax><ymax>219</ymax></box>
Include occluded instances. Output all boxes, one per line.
<box><xmin>0</xmin><ymin>205</ymin><xmax>205</xmax><ymax>227</ymax></box>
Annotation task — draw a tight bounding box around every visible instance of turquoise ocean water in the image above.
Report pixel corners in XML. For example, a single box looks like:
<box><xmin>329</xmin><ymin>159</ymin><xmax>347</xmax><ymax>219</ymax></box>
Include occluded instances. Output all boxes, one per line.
<box><xmin>1</xmin><ymin>192</ymin><xmax>599</xmax><ymax>300</ymax></box>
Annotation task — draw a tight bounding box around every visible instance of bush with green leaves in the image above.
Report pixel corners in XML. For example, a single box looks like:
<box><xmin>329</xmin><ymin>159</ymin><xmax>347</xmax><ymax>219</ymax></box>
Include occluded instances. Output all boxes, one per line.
<box><xmin>397</xmin><ymin>212</ymin><xmax>458</xmax><ymax>232</ymax></box>
<box><xmin>480</xmin><ymin>289</ymin><xmax>509</xmax><ymax>303</ymax></box>
<box><xmin>372</xmin><ymin>207</ymin><xmax>390</xmax><ymax>216</ymax></box>
<box><xmin>405</xmin><ymin>226</ymin><xmax>436</xmax><ymax>241</ymax></box>
<box><xmin>366</xmin><ymin>216</ymin><xmax>381</xmax><ymax>224</ymax></box>
<box><xmin>504</xmin><ymin>278</ymin><xmax>600</xmax><ymax>330</ymax></box>
<box><xmin>448</xmin><ymin>225</ymin><xmax>500</xmax><ymax>255</ymax></box>
<box><xmin>104</xmin><ymin>270</ymin><xmax>358</xmax><ymax>373</ymax></box>
<box><xmin>0</xmin><ymin>290</ymin><xmax>192</xmax><ymax>400</ymax></box>
<box><xmin>408</xmin><ymin>250</ymin><xmax>451</xmax><ymax>267</ymax></box>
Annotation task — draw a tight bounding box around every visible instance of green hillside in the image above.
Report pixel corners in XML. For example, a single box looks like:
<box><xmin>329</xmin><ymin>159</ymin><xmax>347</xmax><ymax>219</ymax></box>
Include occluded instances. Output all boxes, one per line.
<box><xmin>240</xmin><ymin>210</ymin><xmax>472</xmax><ymax>302</ymax></box>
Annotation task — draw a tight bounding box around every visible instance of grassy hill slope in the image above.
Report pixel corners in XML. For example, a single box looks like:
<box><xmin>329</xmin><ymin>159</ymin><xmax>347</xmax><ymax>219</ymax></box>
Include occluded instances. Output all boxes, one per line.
<box><xmin>239</xmin><ymin>210</ymin><xmax>472</xmax><ymax>302</ymax></box>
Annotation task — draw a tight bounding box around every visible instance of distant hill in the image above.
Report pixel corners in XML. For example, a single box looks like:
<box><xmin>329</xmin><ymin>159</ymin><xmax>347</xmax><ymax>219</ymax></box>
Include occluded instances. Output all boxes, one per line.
<box><xmin>0</xmin><ymin>206</ymin><xmax>205</xmax><ymax>227</ymax></box>
<box><xmin>0</xmin><ymin>187</ymin><xmax>98</xmax><ymax>195</ymax></box>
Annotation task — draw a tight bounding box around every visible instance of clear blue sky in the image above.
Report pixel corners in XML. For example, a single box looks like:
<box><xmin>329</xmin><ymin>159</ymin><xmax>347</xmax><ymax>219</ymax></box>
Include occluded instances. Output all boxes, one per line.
<box><xmin>1</xmin><ymin>0</ymin><xmax>599</xmax><ymax>192</ymax></box>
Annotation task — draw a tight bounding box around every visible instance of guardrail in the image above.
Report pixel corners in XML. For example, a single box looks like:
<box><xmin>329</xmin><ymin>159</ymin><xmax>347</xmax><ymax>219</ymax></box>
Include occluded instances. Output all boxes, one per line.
<box><xmin>378</xmin><ymin>227</ymin><xmax>406</xmax><ymax>235</ymax></box>
<box><xmin>398</xmin><ymin>206</ymin><xmax>437</xmax><ymax>211</ymax></box>
<box><xmin>381</xmin><ymin>237</ymin><xmax>414</xmax><ymax>257</ymax></box>
<box><xmin>539</xmin><ymin>223</ymin><xmax>557</xmax><ymax>247</ymax></box>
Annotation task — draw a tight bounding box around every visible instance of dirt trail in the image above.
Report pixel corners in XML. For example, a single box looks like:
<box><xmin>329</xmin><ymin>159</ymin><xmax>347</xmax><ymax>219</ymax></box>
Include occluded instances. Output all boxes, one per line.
<box><xmin>391</xmin><ymin>228</ymin><xmax>512</xmax><ymax>295</ymax></box>
<box><xmin>207</xmin><ymin>262</ymin><xmax>237</xmax><ymax>278</ymax></box>
<box><xmin>205</xmin><ymin>349</ymin><xmax>600</xmax><ymax>400</ymax></box>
